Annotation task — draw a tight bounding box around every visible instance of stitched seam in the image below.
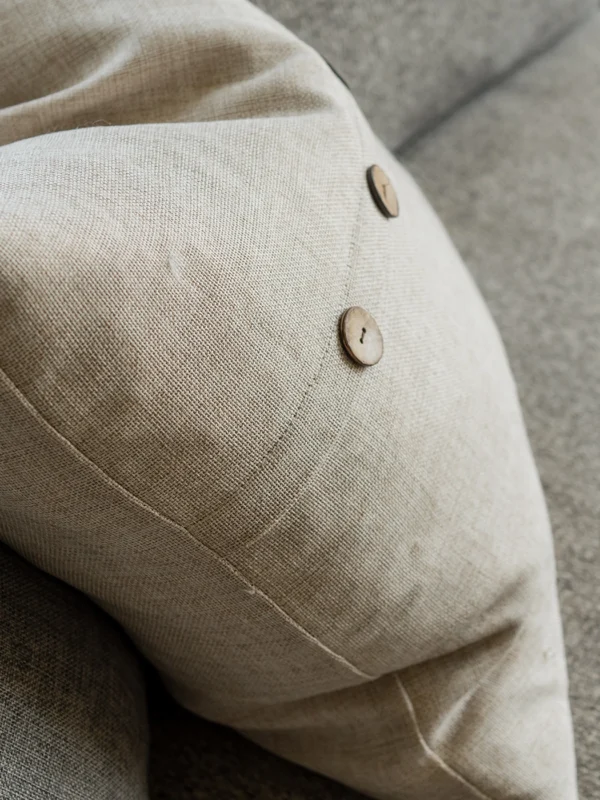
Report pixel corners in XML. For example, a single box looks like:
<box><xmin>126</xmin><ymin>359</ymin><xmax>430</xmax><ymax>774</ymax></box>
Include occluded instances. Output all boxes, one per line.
<box><xmin>395</xmin><ymin>677</ymin><xmax>495</xmax><ymax>800</ymax></box>
<box><xmin>392</xmin><ymin>620</ymin><xmax>530</xmax><ymax>800</ymax></box>
<box><xmin>243</xmin><ymin>109</ymin><xmax>377</xmax><ymax>551</ymax></box>
<box><xmin>0</xmin><ymin>366</ymin><xmax>373</xmax><ymax>680</ymax></box>
<box><xmin>191</xmin><ymin>96</ymin><xmax>367</xmax><ymax>527</ymax></box>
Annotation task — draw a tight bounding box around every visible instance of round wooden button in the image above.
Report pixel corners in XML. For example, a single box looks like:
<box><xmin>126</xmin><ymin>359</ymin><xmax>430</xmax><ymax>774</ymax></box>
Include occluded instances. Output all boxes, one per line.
<box><xmin>366</xmin><ymin>164</ymin><xmax>399</xmax><ymax>218</ymax></box>
<box><xmin>339</xmin><ymin>306</ymin><xmax>383</xmax><ymax>366</ymax></box>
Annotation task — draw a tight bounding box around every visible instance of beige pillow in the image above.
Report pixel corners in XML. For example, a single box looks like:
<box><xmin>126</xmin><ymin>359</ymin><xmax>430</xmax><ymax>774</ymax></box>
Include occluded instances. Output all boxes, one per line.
<box><xmin>0</xmin><ymin>0</ymin><xmax>577</xmax><ymax>797</ymax></box>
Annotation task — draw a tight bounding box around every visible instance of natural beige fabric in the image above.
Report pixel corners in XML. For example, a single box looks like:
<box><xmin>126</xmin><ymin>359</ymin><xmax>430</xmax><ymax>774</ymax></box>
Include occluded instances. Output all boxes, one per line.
<box><xmin>0</xmin><ymin>0</ymin><xmax>577</xmax><ymax>797</ymax></box>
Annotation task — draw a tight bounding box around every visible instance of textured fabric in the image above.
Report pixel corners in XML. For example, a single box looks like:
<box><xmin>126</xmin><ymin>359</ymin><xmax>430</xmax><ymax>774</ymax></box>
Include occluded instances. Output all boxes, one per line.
<box><xmin>0</xmin><ymin>542</ymin><xmax>149</xmax><ymax>800</ymax></box>
<box><xmin>402</xmin><ymin>18</ymin><xmax>600</xmax><ymax>800</ymax></box>
<box><xmin>253</xmin><ymin>0</ymin><xmax>596</xmax><ymax>150</ymax></box>
<box><xmin>0</xmin><ymin>0</ymin><xmax>578</xmax><ymax>798</ymax></box>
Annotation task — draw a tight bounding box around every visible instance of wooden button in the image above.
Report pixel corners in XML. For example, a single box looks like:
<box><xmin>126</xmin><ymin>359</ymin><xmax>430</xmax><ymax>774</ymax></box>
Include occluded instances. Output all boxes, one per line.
<box><xmin>339</xmin><ymin>306</ymin><xmax>383</xmax><ymax>366</ymax></box>
<box><xmin>366</xmin><ymin>165</ymin><xmax>399</xmax><ymax>218</ymax></box>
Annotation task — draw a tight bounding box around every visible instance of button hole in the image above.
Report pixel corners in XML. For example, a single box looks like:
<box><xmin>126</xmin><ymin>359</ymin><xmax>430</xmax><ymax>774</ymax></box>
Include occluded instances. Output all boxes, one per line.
<box><xmin>360</xmin><ymin>327</ymin><xmax>367</xmax><ymax>344</ymax></box>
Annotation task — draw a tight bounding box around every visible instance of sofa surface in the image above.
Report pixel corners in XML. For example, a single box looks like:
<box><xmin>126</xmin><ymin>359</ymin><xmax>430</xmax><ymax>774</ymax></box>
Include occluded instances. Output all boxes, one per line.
<box><xmin>254</xmin><ymin>0</ymin><xmax>597</xmax><ymax>150</ymax></box>
<box><xmin>0</xmin><ymin>545</ymin><xmax>149</xmax><ymax>800</ymax></box>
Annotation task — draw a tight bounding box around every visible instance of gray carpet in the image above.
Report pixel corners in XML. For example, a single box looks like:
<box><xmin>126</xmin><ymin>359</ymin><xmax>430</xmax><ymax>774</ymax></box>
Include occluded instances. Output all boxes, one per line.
<box><xmin>402</xmin><ymin>17</ymin><xmax>600</xmax><ymax>800</ymax></box>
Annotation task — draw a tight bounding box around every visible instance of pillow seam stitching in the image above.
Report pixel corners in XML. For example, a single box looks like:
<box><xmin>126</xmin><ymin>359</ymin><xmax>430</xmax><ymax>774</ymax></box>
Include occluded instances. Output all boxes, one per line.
<box><xmin>0</xmin><ymin>364</ymin><xmax>374</xmax><ymax>682</ymax></box>
<box><xmin>395</xmin><ymin>675</ymin><xmax>496</xmax><ymax>800</ymax></box>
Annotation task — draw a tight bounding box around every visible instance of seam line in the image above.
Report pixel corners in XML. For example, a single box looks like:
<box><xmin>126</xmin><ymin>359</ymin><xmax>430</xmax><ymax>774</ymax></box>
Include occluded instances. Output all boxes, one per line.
<box><xmin>190</xmin><ymin>98</ymin><xmax>367</xmax><ymax>528</ymax></box>
<box><xmin>0</xmin><ymin>365</ymin><xmax>373</xmax><ymax>681</ymax></box>
<box><xmin>393</xmin><ymin>617</ymin><xmax>533</xmax><ymax>800</ymax></box>
<box><xmin>395</xmin><ymin>676</ymin><xmax>495</xmax><ymax>800</ymax></box>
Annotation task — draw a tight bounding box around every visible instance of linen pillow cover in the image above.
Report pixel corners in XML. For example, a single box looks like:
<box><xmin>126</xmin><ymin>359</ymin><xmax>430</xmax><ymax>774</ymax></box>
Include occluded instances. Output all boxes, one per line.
<box><xmin>0</xmin><ymin>0</ymin><xmax>577</xmax><ymax>797</ymax></box>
